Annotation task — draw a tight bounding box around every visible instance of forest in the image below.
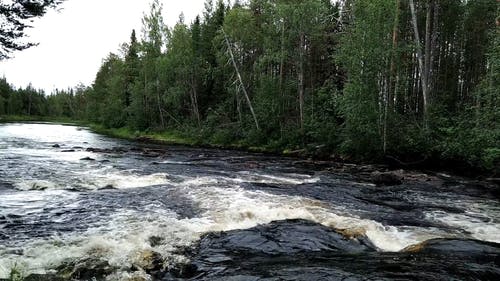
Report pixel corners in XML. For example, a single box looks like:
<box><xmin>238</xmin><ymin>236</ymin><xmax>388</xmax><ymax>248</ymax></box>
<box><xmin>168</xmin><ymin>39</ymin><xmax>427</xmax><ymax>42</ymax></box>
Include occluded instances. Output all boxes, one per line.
<box><xmin>1</xmin><ymin>0</ymin><xmax>499</xmax><ymax>174</ymax></box>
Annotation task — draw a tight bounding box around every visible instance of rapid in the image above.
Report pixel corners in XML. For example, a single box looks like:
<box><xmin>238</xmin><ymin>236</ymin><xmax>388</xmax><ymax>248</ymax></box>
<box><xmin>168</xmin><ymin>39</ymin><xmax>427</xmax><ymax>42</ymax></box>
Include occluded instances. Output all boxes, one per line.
<box><xmin>0</xmin><ymin>123</ymin><xmax>498</xmax><ymax>280</ymax></box>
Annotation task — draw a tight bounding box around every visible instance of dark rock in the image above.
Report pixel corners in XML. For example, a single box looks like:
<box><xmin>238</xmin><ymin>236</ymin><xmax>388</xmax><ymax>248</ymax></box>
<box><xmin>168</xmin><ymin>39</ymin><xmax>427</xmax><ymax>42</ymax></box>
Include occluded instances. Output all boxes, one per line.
<box><xmin>136</xmin><ymin>136</ymin><xmax>154</xmax><ymax>143</ymax></box>
<box><xmin>133</xmin><ymin>250</ymin><xmax>164</xmax><ymax>272</ymax></box>
<box><xmin>486</xmin><ymin>178</ymin><xmax>500</xmax><ymax>185</ymax></box>
<box><xmin>169</xmin><ymin>262</ymin><xmax>199</xmax><ymax>279</ymax></box>
<box><xmin>0</xmin><ymin>181</ymin><xmax>14</xmax><ymax>190</ymax></box>
<box><xmin>371</xmin><ymin>171</ymin><xmax>403</xmax><ymax>186</ymax></box>
<box><xmin>52</xmin><ymin>144</ymin><xmax>61</xmax><ymax>148</ymax></box>
<box><xmin>197</xmin><ymin>219</ymin><xmax>375</xmax><ymax>257</ymax></box>
<box><xmin>165</xmin><ymin>174</ymin><xmax>185</xmax><ymax>183</ymax></box>
<box><xmin>56</xmin><ymin>258</ymin><xmax>115</xmax><ymax>281</ymax></box>
<box><xmin>187</xmin><ymin>219</ymin><xmax>376</xmax><ymax>279</ymax></box>
<box><xmin>86</xmin><ymin>147</ymin><xmax>127</xmax><ymax>154</ymax></box>
<box><xmin>80</xmin><ymin>157</ymin><xmax>95</xmax><ymax>161</ymax></box>
<box><xmin>405</xmin><ymin>238</ymin><xmax>500</xmax><ymax>257</ymax></box>
<box><xmin>86</xmin><ymin>147</ymin><xmax>106</xmax><ymax>153</ymax></box>
<box><xmin>111</xmin><ymin>147</ymin><xmax>127</xmax><ymax>153</ymax></box>
<box><xmin>182</xmin><ymin>220</ymin><xmax>500</xmax><ymax>280</ymax></box>
<box><xmin>61</xmin><ymin>149</ymin><xmax>75</xmax><ymax>153</ymax></box>
<box><xmin>72</xmin><ymin>146</ymin><xmax>84</xmax><ymax>149</ymax></box>
<box><xmin>99</xmin><ymin>184</ymin><xmax>115</xmax><ymax>190</ymax></box>
<box><xmin>24</xmin><ymin>274</ymin><xmax>65</xmax><ymax>281</ymax></box>
<box><xmin>129</xmin><ymin>147</ymin><xmax>144</xmax><ymax>152</ymax></box>
<box><xmin>149</xmin><ymin>236</ymin><xmax>165</xmax><ymax>247</ymax></box>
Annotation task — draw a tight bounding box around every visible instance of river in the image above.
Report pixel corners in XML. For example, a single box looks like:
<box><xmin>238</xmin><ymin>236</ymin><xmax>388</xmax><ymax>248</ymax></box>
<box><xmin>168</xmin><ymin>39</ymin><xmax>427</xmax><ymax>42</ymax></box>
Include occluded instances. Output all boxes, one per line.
<box><xmin>0</xmin><ymin>123</ymin><xmax>499</xmax><ymax>280</ymax></box>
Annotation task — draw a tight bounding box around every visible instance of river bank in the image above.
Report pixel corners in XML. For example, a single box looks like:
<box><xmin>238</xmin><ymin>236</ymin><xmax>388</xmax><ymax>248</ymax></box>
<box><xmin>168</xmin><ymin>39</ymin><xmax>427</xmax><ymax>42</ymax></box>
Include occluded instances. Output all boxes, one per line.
<box><xmin>0</xmin><ymin>115</ymin><xmax>498</xmax><ymax>179</ymax></box>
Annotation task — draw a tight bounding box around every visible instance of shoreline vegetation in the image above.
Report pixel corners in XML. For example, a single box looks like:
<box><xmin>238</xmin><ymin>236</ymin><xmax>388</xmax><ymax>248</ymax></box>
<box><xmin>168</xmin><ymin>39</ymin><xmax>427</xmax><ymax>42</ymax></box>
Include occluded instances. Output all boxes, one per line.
<box><xmin>1</xmin><ymin>1</ymin><xmax>498</xmax><ymax>179</ymax></box>
<box><xmin>0</xmin><ymin>115</ymin><xmax>497</xmax><ymax>180</ymax></box>
<box><xmin>0</xmin><ymin>115</ymin><xmax>305</xmax><ymax>154</ymax></box>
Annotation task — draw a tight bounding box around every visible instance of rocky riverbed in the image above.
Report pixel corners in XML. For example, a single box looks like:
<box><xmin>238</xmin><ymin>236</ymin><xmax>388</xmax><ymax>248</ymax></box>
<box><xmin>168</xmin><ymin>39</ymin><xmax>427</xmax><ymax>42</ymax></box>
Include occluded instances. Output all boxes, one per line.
<box><xmin>0</xmin><ymin>123</ymin><xmax>498</xmax><ymax>280</ymax></box>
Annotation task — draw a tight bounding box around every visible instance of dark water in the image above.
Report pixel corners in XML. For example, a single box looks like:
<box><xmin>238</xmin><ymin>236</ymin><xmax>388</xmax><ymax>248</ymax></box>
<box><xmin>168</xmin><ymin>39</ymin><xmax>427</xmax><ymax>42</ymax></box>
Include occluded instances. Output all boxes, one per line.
<box><xmin>0</xmin><ymin>123</ymin><xmax>498</xmax><ymax>280</ymax></box>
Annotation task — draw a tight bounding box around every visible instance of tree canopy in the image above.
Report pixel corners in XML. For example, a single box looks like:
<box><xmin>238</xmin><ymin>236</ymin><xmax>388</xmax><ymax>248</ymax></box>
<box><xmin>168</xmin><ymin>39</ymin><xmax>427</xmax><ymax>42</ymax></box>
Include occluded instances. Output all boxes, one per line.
<box><xmin>0</xmin><ymin>0</ymin><xmax>65</xmax><ymax>59</ymax></box>
<box><xmin>2</xmin><ymin>0</ymin><xmax>498</xmax><ymax>174</ymax></box>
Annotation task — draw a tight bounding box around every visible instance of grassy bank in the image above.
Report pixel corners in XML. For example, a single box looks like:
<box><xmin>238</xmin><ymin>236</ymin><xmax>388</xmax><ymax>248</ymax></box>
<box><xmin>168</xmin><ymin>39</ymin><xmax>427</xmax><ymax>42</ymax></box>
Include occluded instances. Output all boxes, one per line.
<box><xmin>89</xmin><ymin>124</ymin><xmax>199</xmax><ymax>146</ymax></box>
<box><xmin>0</xmin><ymin>115</ymin><xmax>273</xmax><ymax>153</ymax></box>
<box><xmin>88</xmin><ymin>124</ymin><xmax>278</xmax><ymax>155</ymax></box>
<box><xmin>2</xmin><ymin>116</ymin><xmax>497</xmax><ymax>178</ymax></box>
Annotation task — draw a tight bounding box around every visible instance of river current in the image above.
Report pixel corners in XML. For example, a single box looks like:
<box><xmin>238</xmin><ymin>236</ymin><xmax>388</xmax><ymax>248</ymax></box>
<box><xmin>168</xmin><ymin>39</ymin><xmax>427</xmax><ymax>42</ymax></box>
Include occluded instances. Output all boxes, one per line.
<box><xmin>0</xmin><ymin>123</ymin><xmax>498</xmax><ymax>280</ymax></box>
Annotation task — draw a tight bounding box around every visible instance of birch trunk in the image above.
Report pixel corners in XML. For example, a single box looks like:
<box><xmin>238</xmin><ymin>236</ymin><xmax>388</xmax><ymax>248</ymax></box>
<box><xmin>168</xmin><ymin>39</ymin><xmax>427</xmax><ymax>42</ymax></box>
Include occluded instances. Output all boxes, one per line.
<box><xmin>298</xmin><ymin>32</ymin><xmax>305</xmax><ymax>131</ymax></box>
<box><xmin>156</xmin><ymin>78</ymin><xmax>165</xmax><ymax>129</ymax></box>
<box><xmin>223</xmin><ymin>29</ymin><xmax>260</xmax><ymax>130</ymax></box>
<box><xmin>189</xmin><ymin>65</ymin><xmax>201</xmax><ymax>127</ymax></box>
<box><xmin>384</xmin><ymin>0</ymin><xmax>401</xmax><ymax>153</ymax></box>
<box><xmin>409</xmin><ymin>0</ymin><xmax>429</xmax><ymax>128</ymax></box>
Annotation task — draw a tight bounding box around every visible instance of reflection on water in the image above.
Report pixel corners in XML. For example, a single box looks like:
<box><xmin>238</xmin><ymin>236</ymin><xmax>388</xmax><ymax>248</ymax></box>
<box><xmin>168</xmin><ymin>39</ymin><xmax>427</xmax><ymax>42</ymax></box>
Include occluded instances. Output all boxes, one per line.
<box><xmin>0</xmin><ymin>123</ymin><xmax>499</xmax><ymax>279</ymax></box>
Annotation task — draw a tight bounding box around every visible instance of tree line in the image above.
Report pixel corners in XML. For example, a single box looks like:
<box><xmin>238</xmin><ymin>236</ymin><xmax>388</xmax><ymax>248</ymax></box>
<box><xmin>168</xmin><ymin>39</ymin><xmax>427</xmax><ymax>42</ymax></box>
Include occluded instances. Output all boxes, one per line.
<box><xmin>0</xmin><ymin>78</ymin><xmax>86</xmax><ymax>117</ymax></box>
<box><xmin>1</xmin><ymin>0</ymin><xmax>498</xmax><ymax>173</ymax></box>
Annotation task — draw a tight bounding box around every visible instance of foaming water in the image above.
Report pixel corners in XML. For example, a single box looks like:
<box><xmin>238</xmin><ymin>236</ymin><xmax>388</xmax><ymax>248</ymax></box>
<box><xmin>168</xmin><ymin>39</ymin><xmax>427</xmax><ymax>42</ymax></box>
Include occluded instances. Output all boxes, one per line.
<box><xmin>0</xmin><ymin>123</ymin><xmax>499</xmax><ymax>279</ymax></box>
<box><xmin>425</xmin><ymin>207</ymin><xmax>500</xmax><ymax>243</ymax></box>
<box><xmin>181</xmin><ymin>184</ymin><xmax>444</xmax><ymax>252</ymax></box>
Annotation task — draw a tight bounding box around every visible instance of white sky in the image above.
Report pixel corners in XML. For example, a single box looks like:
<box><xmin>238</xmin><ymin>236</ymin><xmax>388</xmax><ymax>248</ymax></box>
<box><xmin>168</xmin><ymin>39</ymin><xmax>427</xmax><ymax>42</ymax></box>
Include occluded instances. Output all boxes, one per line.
<box><xmin>0</xmin><ymin>0</ymin><xmax>207</xmax><ymax>94</ymax></box>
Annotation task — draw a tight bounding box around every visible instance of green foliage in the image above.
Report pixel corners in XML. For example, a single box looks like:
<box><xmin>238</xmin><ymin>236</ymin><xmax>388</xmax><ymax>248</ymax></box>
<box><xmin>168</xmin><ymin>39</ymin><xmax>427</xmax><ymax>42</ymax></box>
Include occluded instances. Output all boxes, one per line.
<box><xmin>2</xmin><ymin>0</ymin><xmax>498</xmax><ymax>174</ymax></box>
<box><xmin>0</xmin><ymin>0</ymin><xmax>65</xmax><ymax>59</ymax></box>
<box><xmin>438</xmin><ymin>27</ymin><xmax>500</xmax><ymax>172</ymax></box>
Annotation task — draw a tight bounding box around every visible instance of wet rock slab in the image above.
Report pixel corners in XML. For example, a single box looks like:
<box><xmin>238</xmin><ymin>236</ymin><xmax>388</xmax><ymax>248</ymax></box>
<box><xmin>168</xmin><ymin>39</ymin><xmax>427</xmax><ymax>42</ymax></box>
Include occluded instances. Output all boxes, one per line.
<box><xmin>172</xmin><ymin>219</ymin><xmax>500</xmax><ymax>281</ymax></box>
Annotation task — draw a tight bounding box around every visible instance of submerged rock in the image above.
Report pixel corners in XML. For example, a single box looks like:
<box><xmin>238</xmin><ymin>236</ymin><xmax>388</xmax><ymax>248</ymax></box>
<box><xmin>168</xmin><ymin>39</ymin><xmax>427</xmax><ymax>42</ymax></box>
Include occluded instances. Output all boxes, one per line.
<box><xmin>80</xmin><ymin>157</ymin><xmax>95</xmax><ymax>161</ymax></box>
<box><xmin>133</xmin><ymin>250</ymin><xmax>164</xmax><ymax>272</ymax></box>
<box><xmin>56</xmin><ymin>258</ymin><xmax>115</xmax><ymax>281</ymax></box>
<box><xmin>149</xmin><ymin>236</ymin><xmax>165</xmax><ymax>247</ymax></box>
<box><xmin>99</xmin><ymin>184</ymin><xmax>116</xmax><ymax>190</ymax></box>
<box><xmin>23</xmin><ymin>274</ymin><xmax>66</xmax><ymax>281</ymax></box>
<box><xmin>371</xmin><ymin>171</ymin><xmax>404</xmax><ymax>186</ymax></box>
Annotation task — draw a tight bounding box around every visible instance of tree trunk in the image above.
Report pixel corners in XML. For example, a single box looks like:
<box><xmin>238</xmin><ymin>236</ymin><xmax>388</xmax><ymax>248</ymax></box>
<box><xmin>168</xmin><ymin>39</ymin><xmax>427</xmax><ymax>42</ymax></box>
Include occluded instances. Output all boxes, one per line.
<box><xmin>409</xmin><ymin>0</ymin><xmax>429</xmax><ymax>128</ymax></box>
<box><xmin>156</xmin><ymin>78</ymin><xmax>165</xmax><ymax>129</ymax></box>
<box><xmin>384</xmin><ymin>0</ymin><xmax>401</xmax><ymax>153</ymax></box>
<box><xmin>429</xmin><ymin>0</ymin><xmax>439</xmax><ymax>94</ymax></box>
<box><xmin>424</xmin><ymin>0</ymin><xmax>433</xmax><ymax>95</ymax></box>
<box><xmin>223</xmin><ymin>29</ymin><xmax>260</xmax><ymax>130</ymax></box>
<box><xmin>143</xmin><ymin>73</ymin><xmax>149</xmax><ymax>127</ymax></box>
<box><xmin>298</xmin><ymin>32</ymin><xmax>305</xmax><ymax>131</ymax></box>
<box><xmin>189</xmin><ymin>66</ymin><xmax>201</xmax><ymax>127</ymax></box>
<box><xmin>279</xmin><ymin>19</ymin><xmax>286</xmax><ymax>97</ymax></box>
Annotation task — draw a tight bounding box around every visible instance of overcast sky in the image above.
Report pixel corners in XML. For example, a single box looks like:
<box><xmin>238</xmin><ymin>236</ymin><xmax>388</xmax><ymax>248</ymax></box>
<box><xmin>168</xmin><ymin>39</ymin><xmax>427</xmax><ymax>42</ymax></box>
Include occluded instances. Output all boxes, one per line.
<box><xmin>0</xmin><ymin>0</ymin><xmax>207</xmax><ymax>93</ymax></box>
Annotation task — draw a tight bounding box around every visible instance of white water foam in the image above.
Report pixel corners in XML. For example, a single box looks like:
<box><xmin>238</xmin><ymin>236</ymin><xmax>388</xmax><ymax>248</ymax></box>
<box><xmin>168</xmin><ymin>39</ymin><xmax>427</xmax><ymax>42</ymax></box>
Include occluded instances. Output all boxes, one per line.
<box><xmin>2</xmin><ymin>171</ymin><xmax>498</xmax><ymax>278</ymax></box>
<box><xmin>182</xmin><ymin>185</ymin><xmax>443</xmax><ymax>252</ymax></box>
<box><xmin>12</xmin><ymin>170</ymin><xmax>171</xmax><ymax>191</ymax></box>
<box><xmin>425</xmin><ymin>209</ymin><xmax>500</xmax><ymax>244</ymax></box>
<box><xmin>235</xmin><ymin>171</ymin><xmax>320</xmax><ymax>185</ymax></box>
<box><xmin>0</xmin><ymin>207</ymin><xmax>204</xmax><ymax>279</ymax></box>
